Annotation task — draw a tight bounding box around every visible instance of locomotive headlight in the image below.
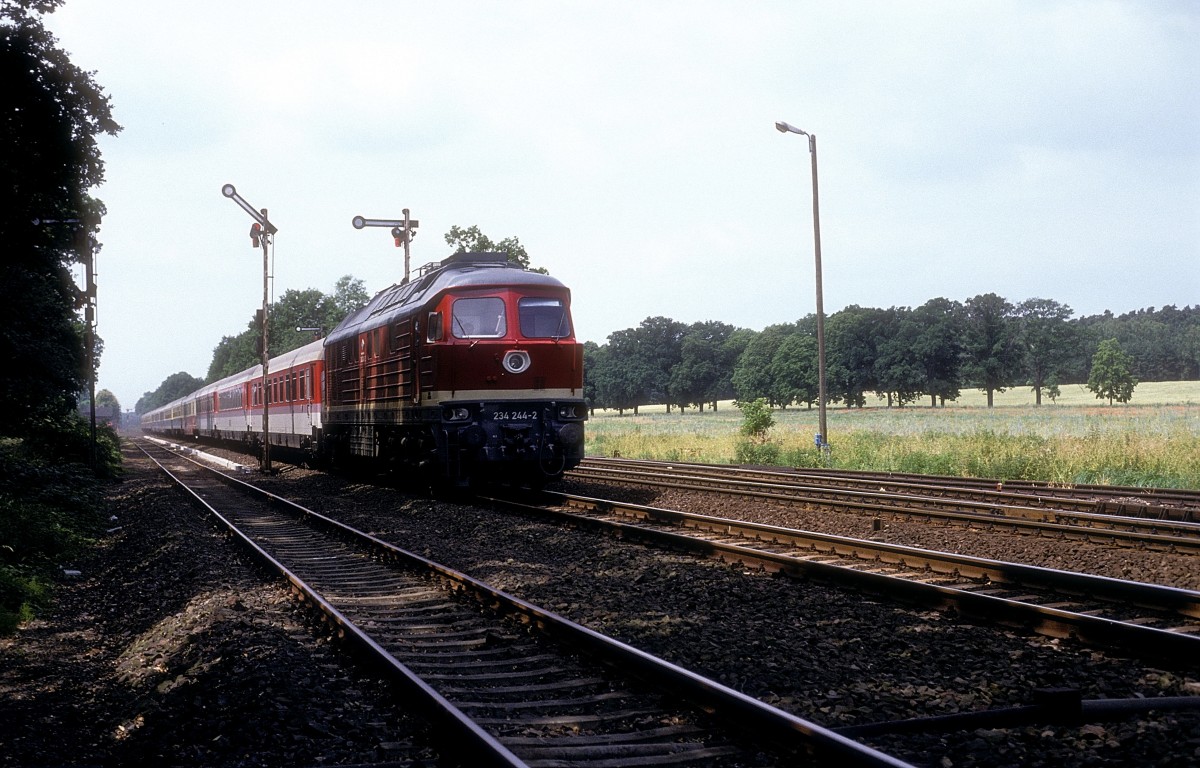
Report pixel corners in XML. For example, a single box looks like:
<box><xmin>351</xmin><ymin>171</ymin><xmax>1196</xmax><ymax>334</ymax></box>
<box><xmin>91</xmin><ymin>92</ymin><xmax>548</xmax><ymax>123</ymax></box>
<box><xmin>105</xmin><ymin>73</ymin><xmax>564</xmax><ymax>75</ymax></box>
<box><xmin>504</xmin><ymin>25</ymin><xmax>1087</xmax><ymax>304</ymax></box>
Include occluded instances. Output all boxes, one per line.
<box><xmin>444</xmin><ymin>407</ymin><xmax>471</xmax><ymax>422</ymax></box>
<box><xmin>558</xmin><ymin>404</ymin><xmax>583</xmax><ymax>420</ymax></box>
<box><xmin>502</xmin><ymin>350</ymin><xmax>531</xmax><ymax>374</ymax></box>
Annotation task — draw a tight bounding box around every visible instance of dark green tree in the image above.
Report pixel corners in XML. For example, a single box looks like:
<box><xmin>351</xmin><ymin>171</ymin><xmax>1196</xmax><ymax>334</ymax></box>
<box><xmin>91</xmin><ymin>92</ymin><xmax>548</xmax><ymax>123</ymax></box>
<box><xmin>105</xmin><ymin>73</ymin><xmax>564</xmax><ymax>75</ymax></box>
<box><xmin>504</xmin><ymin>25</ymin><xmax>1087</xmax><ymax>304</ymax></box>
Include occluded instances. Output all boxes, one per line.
<box><xmin>767</xmin><ymin>332</ymin><xmax>819</xmax><ymax>409</ymax></box>
<box><xmin>908</xmin><ymin>297</ymin><xmax>963</xmax><ymax>406</ymax></box>
<box><xmin>581</xmin><ymin>341</ymin><xmax>604</xmax><ymax>413</ymax></box>
<box><xmin>1</xmin><ymin>4</ymin><xmax>120</xmax><ymax>437</ymax></box>
<box><xmin>444</xmin><ymin>225</ymin><xmax>547</xmax><ymax>273</ymax></box>
<box><xmin>1087</xmin><ymin>338</ymin><xmax>1137</xmax><ymax>405</ymax></box>
<box><xmin>668</xmin><ymin>321</ymin><xmax>739</xmax><ymax>412</ymax></box>
<box><xmin>731</xmin><ymin>323</ymin><xmax>794</xmax><ymax>405</ymax></box>
<box><xmin>1015</xmin><ymin>298</ymin><xmax>1076</xmax><ymax>405</ymax></box>
<box><xmin>206</xmin><ymin>277</ymin><xmax>367</xmax><ymax>381</ymax></box>
<box><xmin>825</xmin><ymin>306</ymin><xmax>882</xmax><ymax>408</ymax></box>
<box><xmin>603</xmin><ymin>317</ymin><xmax>687</xmax><ymax>413</ymax></box>
<box><xmin>872</xmin><ymin>307</ymin><xmax>924</xmax><ymax>407</ymax></box>
<box><xmin>135</xmin><ymin>372</ymin><xmax>205</xmax><ymax>414</ymax></box>
<box><xmin>589</xmin><ymin>332</ymin><xmax>647</xmax><ymax>414</ymax></box>
<box><xmin>961</xmin><ymin>293</ymin><xmax>1020</xmax><ymax>407</ymax></box>
<box><xmin>714</xmin><ymin>328</ymin><xmax>754</xmax><ymax>410</ymax></box>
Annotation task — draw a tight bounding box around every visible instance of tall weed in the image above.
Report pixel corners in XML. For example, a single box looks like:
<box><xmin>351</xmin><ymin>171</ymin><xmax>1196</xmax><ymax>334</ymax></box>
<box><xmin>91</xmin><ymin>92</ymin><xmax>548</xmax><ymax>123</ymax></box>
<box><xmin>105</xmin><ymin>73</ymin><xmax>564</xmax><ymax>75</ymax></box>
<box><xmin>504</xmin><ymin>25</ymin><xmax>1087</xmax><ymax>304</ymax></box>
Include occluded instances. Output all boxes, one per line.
<box><xmin>585</xmin><ymin>399</ymin><xmax>1200</xmax><ymax>489</ymax></box>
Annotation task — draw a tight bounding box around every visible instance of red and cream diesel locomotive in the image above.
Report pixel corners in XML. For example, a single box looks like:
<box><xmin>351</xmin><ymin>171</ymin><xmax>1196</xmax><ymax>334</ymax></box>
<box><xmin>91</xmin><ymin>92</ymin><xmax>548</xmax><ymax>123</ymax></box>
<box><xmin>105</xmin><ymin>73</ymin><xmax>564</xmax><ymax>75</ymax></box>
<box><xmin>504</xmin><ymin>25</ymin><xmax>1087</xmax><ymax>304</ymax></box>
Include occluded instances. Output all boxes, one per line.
<box><xmin>142</xmin><ymin>252</ymin><xmax>587</xmax><ymax>486</ymax></box>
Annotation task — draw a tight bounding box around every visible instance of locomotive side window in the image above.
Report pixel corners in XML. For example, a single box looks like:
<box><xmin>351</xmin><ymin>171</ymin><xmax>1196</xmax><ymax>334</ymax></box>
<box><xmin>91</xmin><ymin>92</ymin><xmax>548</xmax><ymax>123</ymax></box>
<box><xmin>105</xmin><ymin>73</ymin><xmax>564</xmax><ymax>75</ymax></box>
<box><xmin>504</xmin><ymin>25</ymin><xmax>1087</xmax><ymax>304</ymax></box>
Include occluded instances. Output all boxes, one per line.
<box><xmin>426</xmin><ymin>312</ymin><xmax>443</xmax><ymax>342</ymax></box>
<box><xmin>518</xmin><ymin>297</ymin><xmax>571</xmax><ymax>338</ymax></box>
<box><xmin>452</xmin><ymin>297</ymin><xmax>506</xmax><ymax>338</ymax></box>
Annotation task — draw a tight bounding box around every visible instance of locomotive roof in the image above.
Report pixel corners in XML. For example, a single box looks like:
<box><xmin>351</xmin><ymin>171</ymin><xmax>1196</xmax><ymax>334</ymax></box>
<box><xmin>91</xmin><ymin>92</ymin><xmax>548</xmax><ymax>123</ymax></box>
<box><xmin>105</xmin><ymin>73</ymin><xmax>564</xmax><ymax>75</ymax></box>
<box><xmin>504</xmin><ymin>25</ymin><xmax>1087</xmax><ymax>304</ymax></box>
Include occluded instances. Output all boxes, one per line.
<box><xmin>325</xmin><ymin>252</ymin><xmax>569</xmax><ymax>345</ymax></box>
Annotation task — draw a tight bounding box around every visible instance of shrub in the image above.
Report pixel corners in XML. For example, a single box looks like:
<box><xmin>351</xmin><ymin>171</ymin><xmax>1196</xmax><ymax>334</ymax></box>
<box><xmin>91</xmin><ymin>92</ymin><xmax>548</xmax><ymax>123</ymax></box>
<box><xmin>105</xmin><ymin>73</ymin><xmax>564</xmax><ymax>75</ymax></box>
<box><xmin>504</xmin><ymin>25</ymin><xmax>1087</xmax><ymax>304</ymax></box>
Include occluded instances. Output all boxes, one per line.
<box><xmin>0</xmin><ymin>415</ymin><xmax>119</xmax><ymax>634</ymax></box>
<box><xmin>736</xmin><ymin>398</ymin><xmax>775</xmax><ymax>440</ymax></box>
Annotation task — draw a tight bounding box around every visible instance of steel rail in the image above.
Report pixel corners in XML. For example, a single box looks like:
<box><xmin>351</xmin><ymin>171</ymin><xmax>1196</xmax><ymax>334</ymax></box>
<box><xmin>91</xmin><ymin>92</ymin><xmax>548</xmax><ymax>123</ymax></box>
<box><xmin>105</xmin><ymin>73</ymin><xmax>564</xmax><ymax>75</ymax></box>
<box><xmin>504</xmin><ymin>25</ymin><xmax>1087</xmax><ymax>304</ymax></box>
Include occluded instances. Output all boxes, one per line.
<box><xmin>485</xmin><ymin>491</ymin><xmax>1200</xmax><ymax>666</ymax></box>
<box><xmin>136</xmin><ymin>442</ymin><xmax>528</xmax><ymax>767</ymax></box>
<box><xmin>137</xmin><ymin>440</ymin><xmax>915</xmax><ymax>768</ymax></box>
<box><xmin>568</xmin><ymin>464</ymin><xmax>1200</xmax><ymax>552</ymax></box>
<box><xmin>577</xmin><ymin>457</ymin><xmax>1200</xmax><ymax>519</ymax></box>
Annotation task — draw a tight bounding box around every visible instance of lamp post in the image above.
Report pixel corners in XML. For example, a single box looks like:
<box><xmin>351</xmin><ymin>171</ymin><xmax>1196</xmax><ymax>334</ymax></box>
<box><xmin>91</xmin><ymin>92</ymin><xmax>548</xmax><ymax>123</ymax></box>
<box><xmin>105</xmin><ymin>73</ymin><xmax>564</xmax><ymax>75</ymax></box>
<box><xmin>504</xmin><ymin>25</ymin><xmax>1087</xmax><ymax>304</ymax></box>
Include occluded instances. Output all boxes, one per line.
<box><xmin>775</xmin><ymin>121</ymin><xmax>829</xmax><ymax>458</ymax></box>
<box><xmin>221</xmin><ymin>183</ymin><xmax>277</xmax><ymax>473</ymax></box>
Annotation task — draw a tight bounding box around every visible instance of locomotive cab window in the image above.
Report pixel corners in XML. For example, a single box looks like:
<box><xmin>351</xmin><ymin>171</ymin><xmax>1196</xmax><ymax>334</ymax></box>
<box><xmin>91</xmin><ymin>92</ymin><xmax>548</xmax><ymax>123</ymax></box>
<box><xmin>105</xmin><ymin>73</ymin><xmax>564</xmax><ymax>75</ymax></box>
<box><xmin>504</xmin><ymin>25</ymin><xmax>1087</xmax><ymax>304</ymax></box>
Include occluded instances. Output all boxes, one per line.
<box><xmin>426</xmin><ymin>312</ymin><xmax>443</xmax><ymax>342</ymax></box>
<box><xmin>452</xmin><ymin>297</ymin><xmax>506</xmax><ymax>338</ymax></box>
<box><xmin>519</xmin><ymin>297</ymin><xmax>571</xmax><ymax>338</ymax></box>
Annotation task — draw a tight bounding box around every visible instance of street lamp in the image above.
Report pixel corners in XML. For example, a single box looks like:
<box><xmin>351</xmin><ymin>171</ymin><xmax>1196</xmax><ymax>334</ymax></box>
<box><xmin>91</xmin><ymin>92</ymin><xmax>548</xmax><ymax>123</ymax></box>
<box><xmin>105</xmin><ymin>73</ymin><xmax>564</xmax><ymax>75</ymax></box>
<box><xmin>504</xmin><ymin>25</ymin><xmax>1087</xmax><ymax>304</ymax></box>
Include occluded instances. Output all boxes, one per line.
<box><xmin>775</xmin><ymin>121</ymin><xmax>829</xmax><ymax>459</ymax></box>
<box><xmin>221</xmin><ymin>183</ymin><xmax>277</xmax><ymax>473</ymax></box>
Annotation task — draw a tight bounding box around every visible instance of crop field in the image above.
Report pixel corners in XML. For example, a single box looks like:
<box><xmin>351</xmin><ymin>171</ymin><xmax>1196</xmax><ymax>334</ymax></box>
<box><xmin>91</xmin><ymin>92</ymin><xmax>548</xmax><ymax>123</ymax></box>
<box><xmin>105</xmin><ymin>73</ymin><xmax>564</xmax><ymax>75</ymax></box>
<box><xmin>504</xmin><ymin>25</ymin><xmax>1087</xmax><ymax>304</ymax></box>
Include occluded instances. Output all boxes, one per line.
<box><xmin>583</xmin><ymin>381</ymin><xmax>1200</xmax><ymax>489</ymax></box>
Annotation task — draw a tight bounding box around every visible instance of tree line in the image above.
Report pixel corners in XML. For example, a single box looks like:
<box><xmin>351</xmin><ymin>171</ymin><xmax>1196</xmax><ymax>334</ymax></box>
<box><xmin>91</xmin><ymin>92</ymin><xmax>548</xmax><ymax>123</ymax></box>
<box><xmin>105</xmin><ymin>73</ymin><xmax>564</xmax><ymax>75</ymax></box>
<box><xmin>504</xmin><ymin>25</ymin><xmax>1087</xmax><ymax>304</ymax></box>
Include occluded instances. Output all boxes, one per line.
<box><xmin>139</xmin><ymin>283</ymin><xmax>1197</xmax><ymax>417</ymax></box>
<box><xmin>584</xmin><ymin>297</ymin><xmax>1200</xmax><ymax>413</ymax></box>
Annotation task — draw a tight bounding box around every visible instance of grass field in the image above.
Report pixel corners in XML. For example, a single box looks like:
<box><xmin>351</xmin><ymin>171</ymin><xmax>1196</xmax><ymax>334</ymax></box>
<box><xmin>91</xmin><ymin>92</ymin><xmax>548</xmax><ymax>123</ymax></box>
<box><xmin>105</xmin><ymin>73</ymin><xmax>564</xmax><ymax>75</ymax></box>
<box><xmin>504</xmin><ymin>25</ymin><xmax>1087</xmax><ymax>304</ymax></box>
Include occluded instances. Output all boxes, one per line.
<box><xmin>584</xmin><ymin>381</ymin><xmax>1200</xmax><ymax>489</ymax></box>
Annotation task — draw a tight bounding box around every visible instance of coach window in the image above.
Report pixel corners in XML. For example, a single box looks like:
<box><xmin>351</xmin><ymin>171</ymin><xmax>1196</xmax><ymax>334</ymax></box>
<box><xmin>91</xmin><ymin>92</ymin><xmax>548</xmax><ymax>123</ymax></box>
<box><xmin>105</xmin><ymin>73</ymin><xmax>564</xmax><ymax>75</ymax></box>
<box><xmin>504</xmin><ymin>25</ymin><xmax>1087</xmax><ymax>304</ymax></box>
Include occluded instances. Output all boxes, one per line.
<box><xmin>519</xmin><ymin>297</ymin><xmax>571</xmax><ymax>338</ymax></box>
<box><xmin>452</xmin><ymin>297</ymin><xmax>506</xmax><ymax>339</ymax></box>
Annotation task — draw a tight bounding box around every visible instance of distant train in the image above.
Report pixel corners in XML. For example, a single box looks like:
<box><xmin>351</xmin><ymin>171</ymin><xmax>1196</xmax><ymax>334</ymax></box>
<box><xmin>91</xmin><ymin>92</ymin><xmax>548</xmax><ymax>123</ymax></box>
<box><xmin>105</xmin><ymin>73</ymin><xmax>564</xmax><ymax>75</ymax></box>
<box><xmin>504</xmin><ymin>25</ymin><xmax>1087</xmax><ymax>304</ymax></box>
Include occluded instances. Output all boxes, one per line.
<box><xmin>142</xmin><ymin>252</ymin><xmax>587</xmax><ymax>486</ymax></box>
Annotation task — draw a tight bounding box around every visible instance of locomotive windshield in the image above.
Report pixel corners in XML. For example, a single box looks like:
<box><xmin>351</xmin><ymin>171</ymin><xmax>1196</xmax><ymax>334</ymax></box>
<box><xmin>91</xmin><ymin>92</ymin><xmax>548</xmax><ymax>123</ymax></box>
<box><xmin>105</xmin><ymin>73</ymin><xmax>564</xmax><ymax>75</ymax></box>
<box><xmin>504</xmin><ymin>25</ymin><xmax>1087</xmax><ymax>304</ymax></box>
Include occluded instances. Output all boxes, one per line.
<box><xmin>452</xmin><ymin>297</ymin><xmax>506</xmax><ymax>338</ymax></box>
<box><xmin>519</xmin><ymin>297</ymin><xmax>572</xmax><ymax>338</ymax></box>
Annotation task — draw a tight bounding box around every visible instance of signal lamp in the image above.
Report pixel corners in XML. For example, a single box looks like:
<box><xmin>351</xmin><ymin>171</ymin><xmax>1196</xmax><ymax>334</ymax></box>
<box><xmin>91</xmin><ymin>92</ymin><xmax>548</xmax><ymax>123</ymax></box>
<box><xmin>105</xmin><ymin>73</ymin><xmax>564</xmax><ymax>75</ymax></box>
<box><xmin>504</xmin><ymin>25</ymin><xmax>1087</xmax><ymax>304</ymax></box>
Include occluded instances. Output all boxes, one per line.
<box><xmin>250</xmin><ymin>222</ymin><xmax>262</xmax><ymax>248</ymax></box>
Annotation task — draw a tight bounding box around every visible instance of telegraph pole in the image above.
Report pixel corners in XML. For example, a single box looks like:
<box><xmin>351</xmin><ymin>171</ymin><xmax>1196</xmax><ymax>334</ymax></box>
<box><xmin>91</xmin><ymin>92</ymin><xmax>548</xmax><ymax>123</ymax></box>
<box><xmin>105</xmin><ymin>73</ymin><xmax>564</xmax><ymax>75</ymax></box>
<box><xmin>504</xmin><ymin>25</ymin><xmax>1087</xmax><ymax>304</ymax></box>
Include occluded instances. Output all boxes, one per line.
<box><xmin>221</xmin><ymin>184</ymin><xmax>278</xmax><ymax>473</ymax></box>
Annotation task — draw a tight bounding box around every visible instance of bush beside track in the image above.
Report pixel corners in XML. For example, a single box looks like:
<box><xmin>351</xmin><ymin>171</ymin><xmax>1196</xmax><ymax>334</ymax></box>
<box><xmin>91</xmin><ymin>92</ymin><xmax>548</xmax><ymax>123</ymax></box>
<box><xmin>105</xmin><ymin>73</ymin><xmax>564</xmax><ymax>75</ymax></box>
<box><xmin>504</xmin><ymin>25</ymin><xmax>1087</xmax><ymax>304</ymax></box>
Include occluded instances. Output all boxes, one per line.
<box><xmin>0</xmin><ymin>416</ymin><xmax>121</xmax><ymax>633</ymax></box>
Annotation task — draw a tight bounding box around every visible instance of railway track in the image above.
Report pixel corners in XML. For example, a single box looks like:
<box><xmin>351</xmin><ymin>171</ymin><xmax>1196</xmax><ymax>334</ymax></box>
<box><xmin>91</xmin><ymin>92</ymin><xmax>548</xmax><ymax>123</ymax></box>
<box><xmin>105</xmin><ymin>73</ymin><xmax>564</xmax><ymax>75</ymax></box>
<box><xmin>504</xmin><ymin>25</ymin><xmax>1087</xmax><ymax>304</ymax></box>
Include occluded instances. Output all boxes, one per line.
<box><xmin>137</xmin><ymin>438</ymin><xmax>913</xmax><ymax>768</ymax></box>
<box><xmin>485</xmin><ymin>490</ymin><xmax>1200</xmax><ymax>666</ymax></box>
<box><xmin>568</xmin><ymin>458</ymin><xmax>1200</xmax><ymax>551</ymax></box>
<box><xmin>577</xmin><ymin>458</ymin><xmax>1200</xmax><ymax>517</ymax></box>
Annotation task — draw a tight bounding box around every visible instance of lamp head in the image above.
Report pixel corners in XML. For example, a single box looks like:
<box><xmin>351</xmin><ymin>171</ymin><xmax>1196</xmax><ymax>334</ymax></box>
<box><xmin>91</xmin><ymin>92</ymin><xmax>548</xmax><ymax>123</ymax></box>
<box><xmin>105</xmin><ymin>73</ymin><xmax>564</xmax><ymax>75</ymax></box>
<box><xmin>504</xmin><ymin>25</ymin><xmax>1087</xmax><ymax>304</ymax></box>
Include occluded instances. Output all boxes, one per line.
<box><xmin>221</xmin><ymin>183</ymin><xmax>236</xmax><ymax>198</ymax></box>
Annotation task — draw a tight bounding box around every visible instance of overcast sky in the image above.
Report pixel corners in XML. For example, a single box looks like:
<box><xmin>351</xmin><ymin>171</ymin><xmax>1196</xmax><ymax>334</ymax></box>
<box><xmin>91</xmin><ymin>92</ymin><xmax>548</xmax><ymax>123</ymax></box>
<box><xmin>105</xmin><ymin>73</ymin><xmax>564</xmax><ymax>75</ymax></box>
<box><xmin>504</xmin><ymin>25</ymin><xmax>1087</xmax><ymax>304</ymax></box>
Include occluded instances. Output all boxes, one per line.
<box><xmin>46</xmin><ymin>1</ymin><xmax>1199</xmax><ymax>410</ymax></box>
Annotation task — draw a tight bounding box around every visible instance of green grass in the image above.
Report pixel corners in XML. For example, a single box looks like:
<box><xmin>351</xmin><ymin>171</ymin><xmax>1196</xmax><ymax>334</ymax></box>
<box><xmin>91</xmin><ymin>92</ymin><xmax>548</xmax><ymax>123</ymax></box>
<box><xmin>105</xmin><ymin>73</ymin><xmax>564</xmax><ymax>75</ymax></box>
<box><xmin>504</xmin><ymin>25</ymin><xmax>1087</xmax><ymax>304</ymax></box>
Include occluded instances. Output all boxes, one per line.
<box><xmin>584</xmin><ymin>381</ymin><xmax>1200</xmax><ymax>490</ymax></box>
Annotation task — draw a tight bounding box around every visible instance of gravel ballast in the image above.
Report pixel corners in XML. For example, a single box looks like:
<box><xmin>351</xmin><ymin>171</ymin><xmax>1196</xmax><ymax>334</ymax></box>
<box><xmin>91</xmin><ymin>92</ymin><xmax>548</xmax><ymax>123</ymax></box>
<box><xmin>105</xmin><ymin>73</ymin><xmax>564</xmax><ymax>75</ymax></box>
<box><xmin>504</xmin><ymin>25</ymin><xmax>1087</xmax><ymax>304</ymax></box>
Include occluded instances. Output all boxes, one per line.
<box><xmin>3</xmin><ymin>443</ymin><xmax>1199</xmax><ymax>767</ymax></box>
<box><xmin>0</xmin><ymin>446</ymin><xmax>439</xmax><ymax>767</ymax></box>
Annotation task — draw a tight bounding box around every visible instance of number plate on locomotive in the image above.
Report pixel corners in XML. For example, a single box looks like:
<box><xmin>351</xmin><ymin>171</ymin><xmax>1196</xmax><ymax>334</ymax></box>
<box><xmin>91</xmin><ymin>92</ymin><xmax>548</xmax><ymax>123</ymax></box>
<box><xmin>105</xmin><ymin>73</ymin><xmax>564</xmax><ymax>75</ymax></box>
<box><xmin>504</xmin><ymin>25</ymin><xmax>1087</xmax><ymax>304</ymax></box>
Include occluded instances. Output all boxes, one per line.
<box><xmin>492</xmin><ymin>410</ymin><xmax>537</xmax><ymax>421</ymax></box>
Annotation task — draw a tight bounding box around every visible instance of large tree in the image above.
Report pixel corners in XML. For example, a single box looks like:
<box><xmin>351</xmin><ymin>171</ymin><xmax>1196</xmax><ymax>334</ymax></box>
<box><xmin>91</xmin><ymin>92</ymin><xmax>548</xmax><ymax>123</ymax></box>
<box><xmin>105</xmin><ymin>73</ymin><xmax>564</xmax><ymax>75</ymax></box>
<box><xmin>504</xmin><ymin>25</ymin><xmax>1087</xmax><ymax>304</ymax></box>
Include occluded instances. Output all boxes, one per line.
<box><xmin>961</xmin><ymin>293</ymin><xmax>1020</xmax><ymax>407</ymax></box>
<box><xmin>731</xmin><ymin>323</ymin><xmax>795</xmax><ymax>405</ymax></box>
<box><xmin>668</xmin><ymin>321</ymin><xmax>740</xmax><ymax>412</ymax></box>
<box><xmin>767</xmin><ymin>332</ymin><xmax>819</xmax><ymax>408</ymax></box>
<box><xmin>135</xmin><ymin>372</ymin><xmax>206</xmax><ymax>414</ymax></box>
<box><xmin>1087</xmin><ymin>338</ymin><xmax>1137</xmax><ymax>405</ymax></box>
<box><xmin>824</xmin><ymin>306</ymin><xmax>882</xmax><ymax>408</ymax></box>
<box><xmin>872</xmin><ymin>307</ymin><xmax>925</xmax><ymax>407</ymax></box>
<box><xmin>909</xmin><ymin>297</ymin><xmax>963</xmax><ymax>406</ymax></box>
<box><xmin>206</xmin><ymin>277</ymin><xmax>368</xmax><ymax>381</ymax></box>
<box><xmin>604</xmin><ymin>317</ymin><xmax>687</xmax><ymax>413</ymax></box>
<box><xmin>1015</xmin><ymin>298</ymin><xmax>1076</xmax><ymax>406</ymax></box>
<box><xmin>443</xmin><ymin>225</ymin><xmax>546</xmax><ymax>273</ymax></box>
<box><xmin>1</xmin><ymin>4</ymin><xmax>120</xmax><ymax>437</ymax></box>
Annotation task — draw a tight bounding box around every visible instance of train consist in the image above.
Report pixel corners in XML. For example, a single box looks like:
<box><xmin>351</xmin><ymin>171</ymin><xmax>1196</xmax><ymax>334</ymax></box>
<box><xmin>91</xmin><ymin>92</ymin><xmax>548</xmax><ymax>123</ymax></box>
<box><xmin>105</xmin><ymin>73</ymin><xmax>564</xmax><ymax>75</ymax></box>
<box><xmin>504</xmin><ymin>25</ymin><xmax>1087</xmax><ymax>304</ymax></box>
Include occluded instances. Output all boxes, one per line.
<box><xmin>142</xmin><ymin>252</ymin><xmax>587</xmax><ymax>486</ymax></box>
